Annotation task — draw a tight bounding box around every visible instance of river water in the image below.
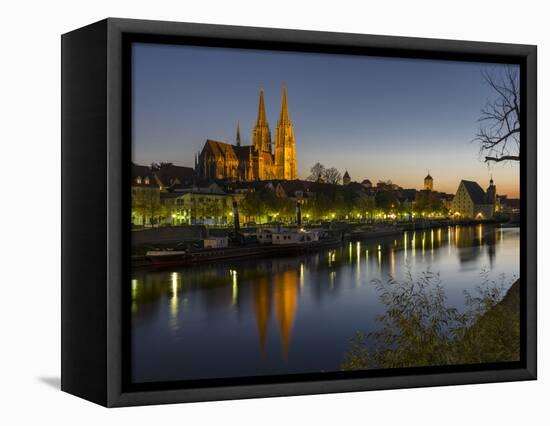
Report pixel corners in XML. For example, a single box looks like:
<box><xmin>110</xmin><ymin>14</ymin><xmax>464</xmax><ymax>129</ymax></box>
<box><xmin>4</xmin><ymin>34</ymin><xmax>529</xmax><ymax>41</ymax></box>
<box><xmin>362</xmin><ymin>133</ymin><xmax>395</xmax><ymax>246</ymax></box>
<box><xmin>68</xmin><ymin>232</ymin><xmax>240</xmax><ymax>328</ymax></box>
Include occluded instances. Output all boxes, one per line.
<box><xmin>131</xmin><ymin>224</ymin><xmax>520</xmax><ymax>383</ymax></box>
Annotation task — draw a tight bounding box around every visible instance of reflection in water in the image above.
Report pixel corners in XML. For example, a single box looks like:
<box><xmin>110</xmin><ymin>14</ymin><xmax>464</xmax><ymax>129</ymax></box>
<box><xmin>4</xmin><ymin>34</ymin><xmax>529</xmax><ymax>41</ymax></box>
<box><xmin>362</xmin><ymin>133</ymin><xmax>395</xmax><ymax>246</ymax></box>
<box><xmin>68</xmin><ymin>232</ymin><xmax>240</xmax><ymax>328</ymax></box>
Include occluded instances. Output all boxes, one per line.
<box><xmin>170</xmin><ymin>272</ymin><xmax>180</xmax><ymax>329</ymax></box>
<box><xmin>253</xmin><ymin>277</ymin><xmax>270</xmax><ymax>353</ymax></box>
<box><xmin>274</xmin><ymin>270</ymin><xmax>299</xmax><ymax>358</ymax></box>
<box><xmin>230</xmin><ymin>269</ymin><xmax>238</xmax><ymax>305</ymax></box>
<box><xmin>131</xmin><ymin>224</ymin><xmax>519</xmax><ymax>383</ymax></box>
<box><xmin>250</xmin><ymin>271</ymin><xmax>298</xmax><ymax>358</ymax></box>
<box><xmin>356</xmin><ymin>242</ymin><xmax>361</xmax><ymax>286</ymax></box>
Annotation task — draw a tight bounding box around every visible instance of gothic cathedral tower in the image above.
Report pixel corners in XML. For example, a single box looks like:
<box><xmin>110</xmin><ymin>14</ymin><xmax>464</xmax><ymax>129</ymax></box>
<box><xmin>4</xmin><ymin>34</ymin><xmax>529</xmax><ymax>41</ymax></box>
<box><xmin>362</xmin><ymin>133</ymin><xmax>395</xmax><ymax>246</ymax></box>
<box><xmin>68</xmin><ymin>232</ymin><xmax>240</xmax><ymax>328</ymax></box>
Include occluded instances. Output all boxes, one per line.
<box><xmin>275</xmin><ymin>85</ymin><xmax>297</xmax><ymax>180</ymax></box>
<box><xmin>252</xmin><ymin>89</ymin><xmax>272</xmax><ymax>153</ymax></box>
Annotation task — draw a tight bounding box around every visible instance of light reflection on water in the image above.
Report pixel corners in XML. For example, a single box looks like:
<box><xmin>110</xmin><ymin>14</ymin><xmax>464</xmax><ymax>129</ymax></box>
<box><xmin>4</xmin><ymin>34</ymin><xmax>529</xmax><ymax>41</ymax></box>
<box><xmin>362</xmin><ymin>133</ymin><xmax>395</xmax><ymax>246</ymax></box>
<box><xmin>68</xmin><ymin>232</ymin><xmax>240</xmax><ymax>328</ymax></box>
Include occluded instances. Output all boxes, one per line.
<box><xmin>131</xmin><ymin>224</ymin><xmax>519</xmax><ymax>383</ymax></box>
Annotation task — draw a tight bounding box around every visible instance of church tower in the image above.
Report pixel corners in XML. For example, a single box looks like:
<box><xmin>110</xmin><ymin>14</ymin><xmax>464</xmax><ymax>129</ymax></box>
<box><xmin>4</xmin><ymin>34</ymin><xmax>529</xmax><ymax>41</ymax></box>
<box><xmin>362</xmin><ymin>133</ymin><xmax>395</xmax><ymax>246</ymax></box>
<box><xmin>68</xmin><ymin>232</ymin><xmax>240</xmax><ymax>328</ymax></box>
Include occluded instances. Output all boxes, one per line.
<box><xmin>343</xmin><ymin>171</ymin><xmax>351</xmax><ymax>185</ymax></box>
<box><xmin>486</xmin><ymin>176</ymin><xmax>497</xmax><ymax>204</ymax></box>
<box><xmin>424</xmin><ymin>172</ymin><xmax>433</xmax><ymax>191</ymax></box>
<box><xmin>275</xmin><ymin>85</ymin><xmax>297</xmax><ymax>180</ymax></box>
<box><xmin>252</xmin><ymin>89</ymin><xmax>271</xmax><ymax>153</ymax></box>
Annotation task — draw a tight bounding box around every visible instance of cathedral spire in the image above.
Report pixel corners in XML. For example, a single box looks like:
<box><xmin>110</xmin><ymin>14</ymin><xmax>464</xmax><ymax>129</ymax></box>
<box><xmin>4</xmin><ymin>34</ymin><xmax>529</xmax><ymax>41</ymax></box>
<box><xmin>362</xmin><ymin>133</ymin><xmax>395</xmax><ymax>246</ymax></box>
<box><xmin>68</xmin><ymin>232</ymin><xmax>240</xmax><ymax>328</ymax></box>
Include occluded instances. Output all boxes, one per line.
<box><xmin>236</xmin><ymin>121</ymin><xmax>241</xmax><ymax>146</ymax></box>
<box><xmin>257</xmin><ymin>88</ymin><xmax>267</xmax><ymax>125</ymax></box>
<box><xmin>253</xmin><ymin>88</ymin><xmax>271</xmax><ymax>153</ymax></box>
<box><xmin>279</xmin><ymin>84</ymin><xmax>291</xmax><ymax>124</ymax></box>
<box><xmin>274</xmin><ymin>84</ymin><xmax>296</xmax><ymax>180</ymax></box>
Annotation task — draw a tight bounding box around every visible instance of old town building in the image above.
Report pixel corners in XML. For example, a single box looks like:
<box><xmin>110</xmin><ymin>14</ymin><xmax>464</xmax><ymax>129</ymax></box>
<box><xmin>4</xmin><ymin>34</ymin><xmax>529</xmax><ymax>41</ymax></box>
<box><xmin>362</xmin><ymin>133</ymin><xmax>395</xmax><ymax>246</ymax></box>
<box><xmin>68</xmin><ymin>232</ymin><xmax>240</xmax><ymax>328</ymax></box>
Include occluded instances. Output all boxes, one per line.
<box><xmin>131</xmin><ymin>164</ymin><xmax>161</xmax><ymax>226</ymax></box>
<box><xmin>160</xmin><ymin>184</ymin><xmax>235</xmax><ymax>226</ymax></box>
<box><xmin>451</xmin><ymin>179</ymin><xmax>497</xmax><ymax>219</ymax></box>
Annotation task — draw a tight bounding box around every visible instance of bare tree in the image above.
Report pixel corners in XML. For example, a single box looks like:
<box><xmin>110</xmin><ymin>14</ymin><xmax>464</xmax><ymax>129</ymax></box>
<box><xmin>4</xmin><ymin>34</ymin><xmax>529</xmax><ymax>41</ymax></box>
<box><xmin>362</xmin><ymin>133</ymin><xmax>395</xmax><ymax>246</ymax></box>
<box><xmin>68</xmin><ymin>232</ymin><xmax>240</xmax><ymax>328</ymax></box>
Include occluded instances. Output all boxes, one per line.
<box><xmin>307</xmin><ymin>163</ymin><xmax>343</xmax><ymax>184</ymax></box>
<box><xmin>474</xmin><ymin>67</ymin><xmax>520</xmax><ymax>163</ymax></box>
<box><xmin>307</xmin><ymin>163</ymin><xmax>326</xmax><ymax>182</ymax></box>
<box><xmin>324</xmin><ymin>167</ymin><xmax>342</xmax><ymax>184</ymax></box>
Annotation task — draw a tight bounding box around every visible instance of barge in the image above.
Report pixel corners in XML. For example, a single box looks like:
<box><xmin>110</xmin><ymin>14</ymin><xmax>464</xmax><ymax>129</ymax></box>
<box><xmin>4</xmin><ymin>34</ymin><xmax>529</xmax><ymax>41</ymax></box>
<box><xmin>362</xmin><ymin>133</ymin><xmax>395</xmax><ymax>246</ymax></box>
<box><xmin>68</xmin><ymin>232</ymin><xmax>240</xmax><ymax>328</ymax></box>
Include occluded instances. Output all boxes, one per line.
<box><xmin>140</xmin><ymin>234</ymin><xmax>340</xmax><ymax>268</ymax></box>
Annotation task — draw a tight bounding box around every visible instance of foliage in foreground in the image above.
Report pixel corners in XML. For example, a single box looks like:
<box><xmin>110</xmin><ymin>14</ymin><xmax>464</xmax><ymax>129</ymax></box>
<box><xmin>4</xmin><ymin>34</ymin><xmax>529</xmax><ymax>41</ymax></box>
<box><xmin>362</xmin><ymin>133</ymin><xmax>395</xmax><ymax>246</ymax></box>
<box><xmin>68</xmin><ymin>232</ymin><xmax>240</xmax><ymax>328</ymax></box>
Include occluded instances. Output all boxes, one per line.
<box><xmin>341</xmin><ymin>269</ymin><xmax>520</xmax><ymax>370</ymax></box>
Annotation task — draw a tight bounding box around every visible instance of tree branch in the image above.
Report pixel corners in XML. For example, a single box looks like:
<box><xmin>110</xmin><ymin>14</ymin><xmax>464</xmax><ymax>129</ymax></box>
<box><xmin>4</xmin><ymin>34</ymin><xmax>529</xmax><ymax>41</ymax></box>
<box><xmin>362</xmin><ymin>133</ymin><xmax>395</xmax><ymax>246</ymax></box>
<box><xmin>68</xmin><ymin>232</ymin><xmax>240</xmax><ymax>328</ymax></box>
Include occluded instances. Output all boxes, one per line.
<box><xmin>484</xmin><ymin>155</ymin><xmax>520</xmax><ymax>163</ymax></box>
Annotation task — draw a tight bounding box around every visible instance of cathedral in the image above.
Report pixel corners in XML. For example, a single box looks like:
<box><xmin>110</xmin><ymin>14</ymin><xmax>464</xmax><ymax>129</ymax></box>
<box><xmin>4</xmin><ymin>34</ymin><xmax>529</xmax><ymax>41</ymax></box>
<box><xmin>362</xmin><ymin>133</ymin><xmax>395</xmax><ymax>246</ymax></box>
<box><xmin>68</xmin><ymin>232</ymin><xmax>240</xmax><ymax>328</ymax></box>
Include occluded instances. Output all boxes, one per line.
<box><xmin>196</xmin><ymin>86</ymin><xmax>297</xmax><ymax>181</ymax></box>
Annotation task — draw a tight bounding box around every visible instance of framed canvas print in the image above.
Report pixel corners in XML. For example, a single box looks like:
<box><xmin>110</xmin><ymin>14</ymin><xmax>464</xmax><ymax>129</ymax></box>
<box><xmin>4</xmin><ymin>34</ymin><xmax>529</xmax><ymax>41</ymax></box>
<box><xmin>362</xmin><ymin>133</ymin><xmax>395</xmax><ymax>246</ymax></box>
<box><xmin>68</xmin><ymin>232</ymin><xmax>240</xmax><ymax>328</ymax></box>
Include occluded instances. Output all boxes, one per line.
<box><xmin>61</xmin><ymin>18</ymin><xmax>537</xmax><ymax>407</ymax></box>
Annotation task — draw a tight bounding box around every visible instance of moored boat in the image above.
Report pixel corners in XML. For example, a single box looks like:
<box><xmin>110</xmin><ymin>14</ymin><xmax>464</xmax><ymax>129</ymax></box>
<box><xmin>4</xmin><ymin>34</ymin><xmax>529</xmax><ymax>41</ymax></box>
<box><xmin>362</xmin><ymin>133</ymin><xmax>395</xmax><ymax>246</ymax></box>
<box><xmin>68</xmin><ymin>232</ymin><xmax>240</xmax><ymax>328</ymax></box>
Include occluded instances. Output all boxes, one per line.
<box><xmin>140</xmin><ymin>228</ymin><xmax>337</xmax><ymax>268</ymax></box>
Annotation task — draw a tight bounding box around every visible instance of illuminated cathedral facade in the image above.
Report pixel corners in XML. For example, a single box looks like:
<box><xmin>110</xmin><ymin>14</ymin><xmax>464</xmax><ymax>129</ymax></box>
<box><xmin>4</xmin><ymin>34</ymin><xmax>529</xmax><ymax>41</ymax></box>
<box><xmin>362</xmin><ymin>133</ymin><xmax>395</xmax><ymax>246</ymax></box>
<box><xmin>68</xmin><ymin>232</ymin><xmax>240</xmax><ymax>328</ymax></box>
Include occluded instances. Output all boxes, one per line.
<box><xmin>196</xmin><ymin>86</ymin><xmax>297</xmax><ymax>181</ymax></box>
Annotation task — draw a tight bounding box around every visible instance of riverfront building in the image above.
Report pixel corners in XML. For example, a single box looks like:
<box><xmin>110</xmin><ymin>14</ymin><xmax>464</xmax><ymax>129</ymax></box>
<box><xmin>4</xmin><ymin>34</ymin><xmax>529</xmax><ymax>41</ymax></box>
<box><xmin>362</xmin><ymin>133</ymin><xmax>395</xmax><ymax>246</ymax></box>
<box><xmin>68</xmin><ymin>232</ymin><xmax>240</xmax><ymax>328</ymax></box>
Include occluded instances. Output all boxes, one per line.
<box><xmin>132</xmin><ymin>163</ymin><xmax>238</xmax><ymax>227</ymax></box>
<box><xmin>160</xmin><ymin>184</ymin><xmax>237</xmax><ymax>226</ymax></box>
<box><xmin>451</xmin><ymin>179</ymin><xmax>497</xmax><ymax>219</ymax></box>
<box><xmin>131</xmin><ymin>164</ymin><xmax>161</xmax><ymax>226</ymax></box>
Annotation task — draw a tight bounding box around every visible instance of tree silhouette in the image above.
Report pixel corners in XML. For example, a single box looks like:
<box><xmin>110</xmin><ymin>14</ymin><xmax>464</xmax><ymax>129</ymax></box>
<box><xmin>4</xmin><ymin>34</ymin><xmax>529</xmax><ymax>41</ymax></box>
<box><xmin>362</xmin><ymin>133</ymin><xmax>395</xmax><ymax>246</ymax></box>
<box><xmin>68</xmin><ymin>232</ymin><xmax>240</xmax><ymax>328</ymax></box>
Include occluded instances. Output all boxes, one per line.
<box><xmin>324</xmin><ymin>167</ymin><xmax>342</xmax><ymax>184</ymax></box>
<box><xmin>307</xmin><ymin>163</ymin><xmax>326</xmax><ymax>182</ymax></box>
<box><xmin>307</xmin><ymin>163</ymin><xmax>343</xmax><ymax>184</ymax></box>
<box><xmin>474</xmin><ymin>67</ymin><xmax>520</xmax><ymax>163</ymax></box>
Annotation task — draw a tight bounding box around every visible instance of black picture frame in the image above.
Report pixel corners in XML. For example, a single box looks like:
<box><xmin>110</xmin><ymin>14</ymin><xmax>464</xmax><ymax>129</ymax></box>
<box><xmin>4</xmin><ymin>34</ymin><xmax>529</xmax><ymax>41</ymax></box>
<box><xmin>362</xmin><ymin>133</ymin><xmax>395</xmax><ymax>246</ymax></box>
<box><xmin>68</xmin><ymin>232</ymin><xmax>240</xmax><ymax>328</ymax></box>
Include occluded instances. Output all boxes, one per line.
<box><xmin>61</xmin><ymin>17</ymin><xmax>537</xmax><ymax>407</ymax></box>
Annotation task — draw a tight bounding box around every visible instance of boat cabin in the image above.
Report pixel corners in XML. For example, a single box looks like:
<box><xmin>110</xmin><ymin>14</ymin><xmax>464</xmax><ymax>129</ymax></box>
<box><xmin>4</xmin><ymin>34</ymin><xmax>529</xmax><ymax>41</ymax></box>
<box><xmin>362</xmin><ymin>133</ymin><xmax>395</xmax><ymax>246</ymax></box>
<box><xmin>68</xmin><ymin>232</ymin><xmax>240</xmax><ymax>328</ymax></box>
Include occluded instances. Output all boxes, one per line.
<box><xmin>203</xmin><ymin>236</ymin><xmax>229</xmax><ymax>249</ymax></box>
<box><xmin>271</xmin><ymin>229</ymin><xmax>320</xmax><ymax>245</ymax></box>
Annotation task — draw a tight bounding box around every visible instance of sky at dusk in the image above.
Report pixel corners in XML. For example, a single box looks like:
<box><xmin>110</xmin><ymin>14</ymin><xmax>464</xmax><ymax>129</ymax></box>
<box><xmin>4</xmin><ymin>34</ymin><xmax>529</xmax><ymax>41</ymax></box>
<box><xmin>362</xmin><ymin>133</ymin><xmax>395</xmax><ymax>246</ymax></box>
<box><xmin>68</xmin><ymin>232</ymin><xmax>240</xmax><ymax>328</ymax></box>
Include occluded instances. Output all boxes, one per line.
<box><xmin>132</xmin><ymin>43</ymin><xmax>520</xmax><ymax>198</ymax></box>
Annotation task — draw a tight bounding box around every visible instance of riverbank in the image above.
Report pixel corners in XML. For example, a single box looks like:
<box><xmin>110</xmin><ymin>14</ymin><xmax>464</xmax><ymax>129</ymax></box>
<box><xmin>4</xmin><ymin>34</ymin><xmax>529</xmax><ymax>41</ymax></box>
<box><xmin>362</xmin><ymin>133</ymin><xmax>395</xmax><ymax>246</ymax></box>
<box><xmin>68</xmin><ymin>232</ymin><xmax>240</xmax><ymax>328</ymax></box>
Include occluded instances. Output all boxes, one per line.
<box><xmin>455</xmin><ymin>279</ymin><xmax>520</xmax><ymax>363</ymax></box>
<box><xmin>132</xmin><ymin>219</ymin><xmax>507</xmax><ymax>267</ymax></box>
<box><xmin>132</xmin><ymin>218</ymin><xmax>501</xmax><ymax>248</ymax></box>
<box><xmin>341</xmin><ymin>278</ymin><xmax>521</xmax><ymax>370</ymax></box>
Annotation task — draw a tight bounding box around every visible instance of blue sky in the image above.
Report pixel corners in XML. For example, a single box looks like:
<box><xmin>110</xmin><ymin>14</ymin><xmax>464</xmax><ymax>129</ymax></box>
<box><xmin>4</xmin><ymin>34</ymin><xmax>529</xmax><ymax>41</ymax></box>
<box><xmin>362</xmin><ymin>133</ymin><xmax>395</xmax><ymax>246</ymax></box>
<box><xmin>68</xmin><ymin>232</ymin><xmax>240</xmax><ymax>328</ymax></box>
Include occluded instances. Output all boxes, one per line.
<box><xmin>132</xmin><ymin>43</ymin><xmax>520</xmax><ymax>197</ymax></box>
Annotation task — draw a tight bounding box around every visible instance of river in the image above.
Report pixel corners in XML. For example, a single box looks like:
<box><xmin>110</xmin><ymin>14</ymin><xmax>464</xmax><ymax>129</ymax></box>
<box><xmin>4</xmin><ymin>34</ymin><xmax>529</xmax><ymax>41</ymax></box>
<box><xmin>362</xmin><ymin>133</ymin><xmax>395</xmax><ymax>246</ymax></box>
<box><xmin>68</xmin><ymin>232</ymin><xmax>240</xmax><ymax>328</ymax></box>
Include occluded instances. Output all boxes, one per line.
<box><xmin>130</xmin><ymin>224</ymin><xmax>520</xmax><ymax>383</ymax></box>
